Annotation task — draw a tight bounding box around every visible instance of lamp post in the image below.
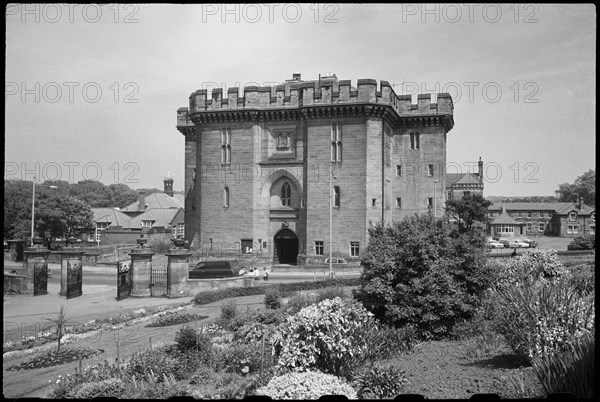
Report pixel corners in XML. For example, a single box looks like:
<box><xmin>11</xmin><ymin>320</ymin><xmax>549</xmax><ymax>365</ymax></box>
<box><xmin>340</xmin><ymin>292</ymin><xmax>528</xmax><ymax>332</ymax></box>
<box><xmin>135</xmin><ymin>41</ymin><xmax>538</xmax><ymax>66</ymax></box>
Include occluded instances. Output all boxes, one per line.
<box><xmin>30</xmin><ymin>177</ymin><xmax>57</xmax><ymax>246</ymax></box>
<box><xmin>329</xmin><ymin>162</ymin><xmax>333</xmax><ymax>279</ymax></box>
<box><xmin>433</xmin><ymin>179</ymin><xmax>439</xmax><ymax>218</ymax></box>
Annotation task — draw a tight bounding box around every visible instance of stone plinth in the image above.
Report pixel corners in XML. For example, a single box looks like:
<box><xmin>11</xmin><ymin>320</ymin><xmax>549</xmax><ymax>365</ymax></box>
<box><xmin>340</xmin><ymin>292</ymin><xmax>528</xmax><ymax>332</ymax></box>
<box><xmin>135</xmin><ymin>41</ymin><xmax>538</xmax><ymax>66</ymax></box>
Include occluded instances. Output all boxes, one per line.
<box><xmin>166</xmin><ymin>248</ymin><xmax>192</xmax><ymax>298</ymax></box>
<box><xmin>24</xmin><ymin>247</ymin><xmax>50</xmax><ymax>295</ymax></box>
<box><xmin>129</xmin><ymin>249</ymin><xmax>154</xmax><ymax>297</ymax></box>
<box><xmin>59</xmin><ymin>248</ymin><xmax>85</xmax><ymax>296</ymax></box>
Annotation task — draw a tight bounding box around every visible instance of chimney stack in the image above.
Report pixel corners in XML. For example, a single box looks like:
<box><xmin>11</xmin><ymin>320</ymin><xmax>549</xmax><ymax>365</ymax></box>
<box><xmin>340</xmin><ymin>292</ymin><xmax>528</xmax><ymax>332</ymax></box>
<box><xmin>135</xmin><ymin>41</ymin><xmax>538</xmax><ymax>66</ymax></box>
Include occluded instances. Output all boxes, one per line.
<box><xmin>164</xmin><ymin>174</ymin><xmax>174</xmax><ymax>197</ymax></box>
<box><xmin>138</xmin><ymin>191</ymin><xmax>146</xmax><ymax>211</ymax></box>
<box><xmin>478</xmin><ymin>157</ymin><xmax>484</xmax><ymax>184</ymax></box>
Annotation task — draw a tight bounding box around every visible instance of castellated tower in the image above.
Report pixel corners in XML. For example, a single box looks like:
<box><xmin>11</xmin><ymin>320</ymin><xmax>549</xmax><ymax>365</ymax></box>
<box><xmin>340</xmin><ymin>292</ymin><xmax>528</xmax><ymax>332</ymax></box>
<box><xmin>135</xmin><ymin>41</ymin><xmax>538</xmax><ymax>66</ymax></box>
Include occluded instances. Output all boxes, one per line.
<box><xmin>176</xmin><ymin>74</ymin><xmax>454</xmax><ymax>264</ymax></box>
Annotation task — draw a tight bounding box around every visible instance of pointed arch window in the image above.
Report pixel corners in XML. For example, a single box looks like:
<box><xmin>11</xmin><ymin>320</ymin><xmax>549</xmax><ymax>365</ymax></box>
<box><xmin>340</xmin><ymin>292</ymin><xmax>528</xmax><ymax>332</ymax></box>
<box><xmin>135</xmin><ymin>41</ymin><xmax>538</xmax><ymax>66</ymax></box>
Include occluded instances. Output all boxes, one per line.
<box><xmin>281</xmin><ymin>182</ymin><xmax>291</xmax><ymax>207</ymax></box>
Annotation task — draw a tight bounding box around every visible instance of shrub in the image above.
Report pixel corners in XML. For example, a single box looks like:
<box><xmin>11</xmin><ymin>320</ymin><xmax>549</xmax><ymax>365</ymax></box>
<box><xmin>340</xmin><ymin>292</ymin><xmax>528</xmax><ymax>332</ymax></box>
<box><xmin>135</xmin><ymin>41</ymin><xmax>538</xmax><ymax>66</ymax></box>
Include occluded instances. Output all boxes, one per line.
<box><xmin>272</xmin><ymin>297</ymin><xmax>375</xmax><ymax>379</ymax></box>
<box><xmin>148</xmin><ymin>237</ymin><xmax>172</xmax><ymax>253</ymax></box>
<box><xmin>233</xmin><ymin>322</ymin><xmax>272</xmax><ymax>345</ymax></box>
<box><xmin>354</xmin><ymin>216</ymin><xmax>492</xmax><ymax>340</ymax></box>
<box><xmin>252</xmin><ymin>308</ymin><xmax>287</xmax><ymax>326</ymax></box>
<box><xmin>492</xmin><ymin>278</ymin><xmax>595</xmax><ymax>364</ymax></box>
<box><xmin>352</xmin><ymin>365</ymin><xmax>408</xmax><ymax>399</ymax></box>
<box><xmin>567</xmin><ymin>234</ymin><xmax>595</xmax><ymax>250</ymax></box>
<box><xmin>264</xmin><ymin>287</ymin><xmax>282</xmax><ymax>310</ymax></box>
<box><xmin>532</xmin><ymin>332</ymin><xmax>595</xmax><ymax>399</ymax></box>
<box><xmin>190</xmin><ymin>370</ymin><xmax>258</xmax><ymax>399</ymax></box>
<box><xmin>174</xmin><ymin>325</ymin><xmax>211</xmax><ymax>352</ymax></box>
<box><xmin>315</xmin><ymin>286</ymin><xmax>346</xmax><ymax>303</ymax></box>
<box><xmin>172</xmin><ymin>326</ymin><xmax>216</xmax><ymax>369</ymax></box>
<box><xmin>74</xmin><ymin>378</ymin><xmax>126</xmax><ymax>398</ymax></box>
<box><xmin>568</xmin><ymin>263</ymin><xmax>595</xmax><ymax>295</ymax></box>
<box><xmin>220</xmin><ymin>342</ymin><xmax>275</xmax><ymax>377</ymax></box>
<box><xmin>124</xmin><ymin>371</ymin><xmax>189</xmax><ymax>399</ymax></box>
<box><xmin>220</xmin><ymin>300</ymin><xmax>238</xmax><ymax>321</ymax></box>
<box><xmin>124</xmin><ymin>348</ymin><xmax>184</xmax><ymax>382</ymax></box>
<box><xmin>357</xmin><ymin>323</ymin><xmax>416</xmax><ymax>364</ymax></box>
<box><xmin>495</xmin><ymin>249</ymin><xmax>570</xmax><ymax>290</ymax></box>
<box><xmin>284</xmin><ymin>292</ymin><xmax>317</xmax><ymax>316</ymax></box>
<box><xmin>46</xmin><ymin>360</ymin><xmax>122</xmax><ymax>398</ymax></box>
<box><xmin>255</xmin><ymin>370</ymin><xmax>357</xmax><ymax>399</ymax></box>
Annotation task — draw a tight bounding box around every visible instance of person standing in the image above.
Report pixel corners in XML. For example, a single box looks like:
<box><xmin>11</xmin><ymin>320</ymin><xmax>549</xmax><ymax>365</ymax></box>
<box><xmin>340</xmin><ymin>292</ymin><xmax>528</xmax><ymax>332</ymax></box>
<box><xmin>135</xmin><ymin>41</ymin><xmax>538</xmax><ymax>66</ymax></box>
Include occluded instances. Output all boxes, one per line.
<box><xmin>263</xmin><ymin>267</ymin><xmax>269</xmax><ymax>281</ymax></box>
<box><xmin>254</xmin><ymin>267</ymin><xmax>260</xmax><ymax>281</ymax></box>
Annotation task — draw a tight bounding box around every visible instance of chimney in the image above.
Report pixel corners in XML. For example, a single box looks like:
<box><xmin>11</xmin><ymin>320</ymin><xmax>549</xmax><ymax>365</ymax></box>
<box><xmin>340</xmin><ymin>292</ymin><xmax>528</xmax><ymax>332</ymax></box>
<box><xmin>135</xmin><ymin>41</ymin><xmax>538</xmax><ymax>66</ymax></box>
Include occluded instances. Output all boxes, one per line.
<box><xmin>478</xmin><ymin>157</ymin><xmax>483</xmax><ymax>184</ymax></box>
<box><xmin>138</xmin><ymin>191</ymin><xmax>146</xmax><ymax>211</ymax></box>
<box><xmin>292</xmin><ymin>73</ymin><xmax>301</xmax><ymax>81</ymax></box>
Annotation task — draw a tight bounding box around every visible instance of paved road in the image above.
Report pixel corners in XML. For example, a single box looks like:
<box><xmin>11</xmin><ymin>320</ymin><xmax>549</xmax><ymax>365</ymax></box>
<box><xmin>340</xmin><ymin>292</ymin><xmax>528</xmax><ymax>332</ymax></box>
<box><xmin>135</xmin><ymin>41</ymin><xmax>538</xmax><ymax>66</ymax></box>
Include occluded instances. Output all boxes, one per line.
<box><xmin>3</xmin><ymin>261</ymin><xmax>361</xmax><ymax>343</ymax></box>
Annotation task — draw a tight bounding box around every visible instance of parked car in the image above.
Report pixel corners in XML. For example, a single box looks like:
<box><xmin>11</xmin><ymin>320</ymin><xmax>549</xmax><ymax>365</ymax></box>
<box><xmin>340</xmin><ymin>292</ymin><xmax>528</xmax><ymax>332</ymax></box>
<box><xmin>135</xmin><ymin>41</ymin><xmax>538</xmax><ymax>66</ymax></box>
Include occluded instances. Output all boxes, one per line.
<box><xmin>513</xmin><ymin>239</ymin><xmax>530</xmax><ymax>248</ymax></box>
<box><xmin>487</xmin><ymin>240</ymin><xmax>504</xmax><ymax>249</ymax></box>
<box><xmin>499</xmin><ymin>239</ymin><xmax>520</xmax><ymax>248</ymax></box>
<box><xmin>189</xmin><ymin>261</ymin><xmax>240</xmax><ymax>279</ymax></box>
<box><xmin>324</xmin><ymin>258</ymin><xmax>348</xmax><ymax>264</ymax></box>
<box><xmin>522</xmin><ymin>239</ymin><xmax>538</xmax><ymax>248</ymax></box>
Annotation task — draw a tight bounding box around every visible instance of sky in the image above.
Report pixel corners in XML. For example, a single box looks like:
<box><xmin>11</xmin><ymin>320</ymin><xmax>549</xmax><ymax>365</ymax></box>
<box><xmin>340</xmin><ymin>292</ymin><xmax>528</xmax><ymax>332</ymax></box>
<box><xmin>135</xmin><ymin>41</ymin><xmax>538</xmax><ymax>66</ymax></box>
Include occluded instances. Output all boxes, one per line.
<box><xmin>5</xmin><ymin>3</ymin><xmax>596</xmax><ymax>196</ymax></box>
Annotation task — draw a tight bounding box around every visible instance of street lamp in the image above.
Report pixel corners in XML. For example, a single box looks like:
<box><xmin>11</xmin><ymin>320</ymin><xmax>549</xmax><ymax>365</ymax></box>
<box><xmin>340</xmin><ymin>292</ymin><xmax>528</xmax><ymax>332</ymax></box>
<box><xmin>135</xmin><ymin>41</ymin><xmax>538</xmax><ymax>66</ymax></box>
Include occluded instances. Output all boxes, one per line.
<box><xmin>433</xmin><ymin>179</ymin><xmax>439</xmax><ymax>217</ymax></box>
<box><xmin>329</xmin><ymin>162</ymin><xmax>337</xmax><ymax>279</ymax></box>
<box><xmin>30</xmin><ymin>177</ymin><xmax>57</xmax><ymax>246</ymax></box>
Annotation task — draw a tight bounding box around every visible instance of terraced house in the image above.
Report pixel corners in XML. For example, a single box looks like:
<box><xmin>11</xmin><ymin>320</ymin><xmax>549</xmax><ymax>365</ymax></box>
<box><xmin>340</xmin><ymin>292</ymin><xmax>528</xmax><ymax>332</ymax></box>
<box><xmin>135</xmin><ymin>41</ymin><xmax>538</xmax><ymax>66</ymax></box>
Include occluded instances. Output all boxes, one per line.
<box><xmin>488</xmin><ymin>198</ymin><xmax>595</xmax><ymax>237</ymax></box>
<box><xmin>176</xmin><ymin>74</ymin><xmax>455</xmax><ymax>263</ymax></box>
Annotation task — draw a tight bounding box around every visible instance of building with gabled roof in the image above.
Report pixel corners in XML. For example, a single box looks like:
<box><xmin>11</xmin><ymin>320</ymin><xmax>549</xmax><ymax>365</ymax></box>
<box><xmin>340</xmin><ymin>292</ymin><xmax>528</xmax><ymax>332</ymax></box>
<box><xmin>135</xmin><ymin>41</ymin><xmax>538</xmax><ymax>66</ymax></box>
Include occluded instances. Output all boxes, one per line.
<box><xmin>446</xmin><ymin>157</ymin><xmax>484</xmax><ymax>200</ymax></box>
<box><xmin>487</xmin><ymin>198</ymin><xmax>595</xmax><ymax>237</ymax></box>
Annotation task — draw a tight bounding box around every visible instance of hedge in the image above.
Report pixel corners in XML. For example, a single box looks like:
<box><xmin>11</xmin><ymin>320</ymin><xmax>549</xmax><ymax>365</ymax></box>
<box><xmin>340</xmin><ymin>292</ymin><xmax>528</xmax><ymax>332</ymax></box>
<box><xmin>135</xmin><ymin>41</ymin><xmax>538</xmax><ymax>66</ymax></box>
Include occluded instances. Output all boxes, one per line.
<box><xmin>193</xmin><ymin>278</ymin><xmax>360</xmax><ymax>305</ymax></box>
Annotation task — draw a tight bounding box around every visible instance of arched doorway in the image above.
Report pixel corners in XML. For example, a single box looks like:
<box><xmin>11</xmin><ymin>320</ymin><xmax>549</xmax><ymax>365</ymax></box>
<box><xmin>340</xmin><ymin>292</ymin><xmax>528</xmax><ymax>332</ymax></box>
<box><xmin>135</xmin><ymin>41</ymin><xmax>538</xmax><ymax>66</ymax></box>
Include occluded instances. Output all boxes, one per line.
<box><xmin>274</xmin><ymin>228</ymin><xmax>298</xmax><ymax>264</ymax></box>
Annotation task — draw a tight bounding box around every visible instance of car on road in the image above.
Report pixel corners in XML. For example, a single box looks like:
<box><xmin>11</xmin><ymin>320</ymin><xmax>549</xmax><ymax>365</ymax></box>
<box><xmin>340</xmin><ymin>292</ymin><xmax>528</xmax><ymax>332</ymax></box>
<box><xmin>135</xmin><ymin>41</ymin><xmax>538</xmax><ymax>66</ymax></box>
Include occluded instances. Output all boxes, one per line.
<box><xmin>521</xmin><ymin>238</ymin><xmax>538</xmax><ymax>248</ymax></box>
<box><xmin>189</xmin><ymin>261</ymin><xmax>241</xmax><ymax>279</ymax></box>
<box><xmin>324</xmin><ymin>258</ymin><xmax>348</xmax><ymax>264</ymax></box>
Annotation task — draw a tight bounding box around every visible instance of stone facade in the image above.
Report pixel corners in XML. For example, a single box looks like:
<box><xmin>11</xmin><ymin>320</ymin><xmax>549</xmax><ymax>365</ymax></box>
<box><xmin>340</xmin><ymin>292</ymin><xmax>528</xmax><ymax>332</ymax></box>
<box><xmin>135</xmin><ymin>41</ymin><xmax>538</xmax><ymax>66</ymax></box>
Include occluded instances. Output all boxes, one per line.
<box><xmin>176</xmin><ymin>74</ymin><xmax>454</xmax><ymax>263</ymax></box>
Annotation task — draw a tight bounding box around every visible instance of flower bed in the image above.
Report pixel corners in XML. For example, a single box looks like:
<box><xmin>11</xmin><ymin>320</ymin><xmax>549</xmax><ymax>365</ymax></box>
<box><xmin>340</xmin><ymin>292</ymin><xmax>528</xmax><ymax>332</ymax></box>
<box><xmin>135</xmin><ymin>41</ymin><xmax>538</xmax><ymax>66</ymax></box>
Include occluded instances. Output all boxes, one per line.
<box><xmin>146</xmin><ymin>307</ymin><xmax>209</xmax><ymax>327</ymax></box>
<box><xmin>7</xmin><ymin>346</ymin><xmax>103</xmax><ymax>371</ymax></box>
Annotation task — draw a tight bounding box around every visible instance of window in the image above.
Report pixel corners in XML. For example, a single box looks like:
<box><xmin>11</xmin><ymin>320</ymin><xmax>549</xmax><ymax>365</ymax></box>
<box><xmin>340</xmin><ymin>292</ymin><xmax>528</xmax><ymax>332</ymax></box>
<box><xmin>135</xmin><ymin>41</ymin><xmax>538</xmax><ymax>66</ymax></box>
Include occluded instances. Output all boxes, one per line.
<box><xmin>333</xmin><ymin>186</ymin><xmax>340</xmax><ymax>208</ymax></box>
<box><xmin>281</xmin><ymin>182</ymin><xmax>291</xmax><ymax>207</ymax></box>
<box><xmin>142</xmin><ymin>220</ymin><xmax>154</xmax><ymax>228</ymax></box>
<box><xmin>223</xmin><ymin>186</ymin><xmax>229</xmax><ymax>208</ymax></box>
<box><xmin>241</xmin><ymin>239</ymin><xmax>253</xmax><ymax>254</ymax></box>
<box><xmin>546</xmin><ymin>211</ymin><xmax>552</xmax><ymax>218</ymax></box>
<box><xmin>591</xmin><ymin>213</ymin><xmax>595</xmax><ymax>222</ymax></box>
<box><xmin>518</xmin><ymin>211</ymin><xmax>522</xmax><ymax>218</ymax></box>
<box><xmin>276</xmin><ymin>132</ymin><xmax>290</xmax><ymax>150</ymax></box>
<box><xmin>527</xmin><ymin>211</ymin><xmax>532</xmax><ymax>218</ymax></box>
<box><xmin>427</xmin><ymin>197</ymin><xmax>433</xmax><ymax>209</ymax></box>
<box><xmin>569</xmin><ymin>212</ymin><xmax>577</xmax><ymax>221</ymax></box>
<box><xmin>409</xmin><ymin>132</ymin><xmax>420</xmax><ymax>149</ymax></box>
<box><xmin>300</xmin><ymin>198</ymin><xmax>305</xmax><ymax>208</ymax></box>
<box><xmin>396</xmin><ymin>197</ymin><xmax>402</xmax><ymax>209</ymax></box>
<box><xmin>314</xmin><ymin>241</ymin><xmax>324</xmax><ymax>256</ymax></box>
<box><xmin>590</xmin><ymin>224</ymin><xmax>595</xmax><ymax>234</ymax></box>
<box><xmin>175</xmin><ymin>223</ymin><xmax>184</xmax><ymax>237</ymax></box>
<box><xmin>495</xmin><ymin>224</ymin><xmax>514</xmax><ymax>234</ymax></box>
<box><xmin>372</xmin><ymin>198</ymin><xmax>377</xmax><ymax>207</ymax></box>
<box><xmin>539</xmin><ymin>222</ymin><xmax>545</xmax><ymax>232</ymax></box>
<box><xmin>221</xmin><ymin>128</ymin><xmax>231</xmax><ymax>164</ymax></box>
<box><xmin>396</xmin><ymin>165</ymin><xmax>402</xmax><ymax>176</ymax></box>
<box><xmin>416</xmin><ymin>132</ymin><xmax>420</xmax><ymax>149</ymax></box>
<box><xmin>350</xmin><ymin>242</ymin><xmax>360</xmax><ymax>257</ymax></box>
<box><xmin>331</xmin><ymin>124</ymin><xmax>342</xmax><ymax>162</ymax></box>
<box><xmin>567</xmin><ymin>225</ymin><xmax>579</xmax><ymax>235</ymax></box>
<box><xmin>428</xmin><ymin>164</ymin><xmax>434</xmax><ymax>177</ymax></box>
<box><xmin>447</xmin><ymin>191</ymin><xmax>452</xmax><ymax>200</ymax></box>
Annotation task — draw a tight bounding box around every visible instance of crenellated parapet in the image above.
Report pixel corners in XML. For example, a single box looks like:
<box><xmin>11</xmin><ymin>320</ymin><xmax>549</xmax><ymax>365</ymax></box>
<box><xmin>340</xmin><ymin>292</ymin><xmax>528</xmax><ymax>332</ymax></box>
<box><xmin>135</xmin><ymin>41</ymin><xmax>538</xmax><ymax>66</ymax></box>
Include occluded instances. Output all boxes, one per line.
<box><xmin>177</xmin><ymin>76</ymin><xmax>453</xmax><ymax>131</ymax></box>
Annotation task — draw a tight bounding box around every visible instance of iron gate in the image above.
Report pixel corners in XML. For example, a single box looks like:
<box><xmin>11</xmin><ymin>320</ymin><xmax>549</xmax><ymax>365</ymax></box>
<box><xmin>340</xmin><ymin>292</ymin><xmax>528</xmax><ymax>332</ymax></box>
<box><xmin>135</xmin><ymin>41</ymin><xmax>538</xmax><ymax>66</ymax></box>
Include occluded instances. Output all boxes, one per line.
<box><xmin>33</xmin><ymin>261</ymin><xmax>48</xmax><ymax>296</ymax></box>
<box><xmin>150</xmin><ymin>267</ymin><xmax>168</xmax><ymax>297</ymax></box>
<box><xmin>116</xmin><ymin>261</ymin><xmax>132</xmax><ymax>301</ymax></box>
<box><xmin>66</xmin><ymin>259</ymin><xmax>83</xmax><ymax>299</ymax></box>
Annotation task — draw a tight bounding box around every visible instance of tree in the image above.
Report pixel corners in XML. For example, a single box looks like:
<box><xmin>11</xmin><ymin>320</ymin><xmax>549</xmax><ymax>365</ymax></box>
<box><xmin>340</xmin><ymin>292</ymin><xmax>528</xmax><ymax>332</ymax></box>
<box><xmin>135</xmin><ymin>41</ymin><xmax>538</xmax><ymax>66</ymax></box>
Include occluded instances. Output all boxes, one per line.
<box><xmin>43</xmin><ymin>305</ymin><xmax>73</xmax><ymax>352</ymax></box>
<box><xmin>107</xmin><ymin>183</ymin><xmax>138</xmax><ymax>208</ymax></box>
<box><xmin>444</xmin><ymin>192</ymin><xmax>492</xmax><ymax>233</ymax></box>
<box><xmin>68</xmin><ymin>180</ymin><xmax>113</xmax><ymax>207</ymax></box>
<box><xmin>354</xmin><ymin>214</ymin><xmax>491</xmax><ymax>339</ymax></box>
<box><xmin>556</xmin><ymin>170</ymin><xmax>595</xmax><ymax>205</ymax></box>
<box><xmin>35</xmin><ymin>193</ymin><xmax>95</xmax><ymax>248</ymax></box>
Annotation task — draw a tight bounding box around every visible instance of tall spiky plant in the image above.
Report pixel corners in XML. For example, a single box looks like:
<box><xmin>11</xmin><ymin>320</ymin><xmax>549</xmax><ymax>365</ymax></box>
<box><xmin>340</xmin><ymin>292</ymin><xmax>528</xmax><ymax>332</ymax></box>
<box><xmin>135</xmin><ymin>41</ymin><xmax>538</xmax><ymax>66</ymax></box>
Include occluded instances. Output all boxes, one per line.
<box><xmin>44</xmin><ymin>305</ymin><xmax>72</xmax><ymax>352</ymax></box>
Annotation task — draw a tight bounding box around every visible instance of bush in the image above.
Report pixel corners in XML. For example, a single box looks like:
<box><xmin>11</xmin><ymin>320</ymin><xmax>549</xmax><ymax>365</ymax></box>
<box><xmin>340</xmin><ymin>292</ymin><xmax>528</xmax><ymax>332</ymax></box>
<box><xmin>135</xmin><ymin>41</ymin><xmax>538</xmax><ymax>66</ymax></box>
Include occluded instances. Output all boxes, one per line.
<box><xmin>190</xmin><ymin>370</ymin><xmax>259</xmax><ymax>399</ymax></box>
<box><xmin>192</xmin><ymin>278</ymin><xmax>360</xmax><ymax>305</ymax></box>
<box><xmin>354</xmin><ymin>216</ymin><xmax>492</xmax><ymax>339</ymax></box>
<box><xmin>492</xmin><ymin>278</ymin><xmax>595</xmax><ymax>364</ymax></box>
<box><xmin>125</xmin><ymin>348</ymin><xmax>185</xmax><ymax>382</ymax></box>
<box><xmin>252</xmin><ymin>308</ymin><xmax>287</xmax><ymax>326</ymax></box>
<box><xmin>264</xmin><ymin>287</ymin><xmax>282</xmax><ymax>310</ymax></box>
<box><xmin>124</xmin><ymin>371</ymin><xmax>189</xmax><ymax>399</ymax></box>
<box><xmin>46</xmin><ymin>360</ymin><xmax>122</xmax><ymax>398</ymax></box>
<box><xmin>352</xmin><ymin>365</ymin><xmax>408</xmax><ymax>399</ymax></box>
<box><xmin>284</xmin><ymin>292</ymin><xmax>316</xmax><ymax>316</ymax></box>
<box><xmin>255</xmin><ymin>370</ymin><xmax>357</xmax><ymax>399</ymax></box>
<box><xmin>174</xmin><ymin>325</ymin><xmax>211</xmax><ymax>352</ymax></box>
<box><xmin>315</xmin><ymin>286</ymin><xmax>346</xmax><ymax>303</ymax></box>
<box><xmin>568</xmin><ymin>263</ymin><xmax>595</xmax><ymax>295</ymax></box>
<box><xmin>74</xmin><ymin>378</ymin><xmax>126</xmax><ymax>398</ymax></box>
<box><xmin>532</xmin><ymin>332</ymin><xmax>595</xmax><ymax>399</ymax></box>
<box><xmin>272</xmin><ymin>297</ymin><xmax>376</xmax><ymax>379</ymax></box>
<box><xmin>148</xmin><ymin>237</ymin><xmax>172</xmax><ymax>253</ymax></box>
<box><xmin>567</xmin><ymin>234</ymin><xmax>595</xmax><ymax>250</ymax></box>
<box><xmin>219</xmin><ymin>342</ymin><xmax>275</xmax><ymax>377</ymax></box>
<box><xmin>233</xmin><ymin>322</ymin><xmax>272</xmax><ymax>345</ymax></box>
<box><xmin>495</xmin><ymin>249</ymin><xmax>570</xmax><ymax>290</ymax></box>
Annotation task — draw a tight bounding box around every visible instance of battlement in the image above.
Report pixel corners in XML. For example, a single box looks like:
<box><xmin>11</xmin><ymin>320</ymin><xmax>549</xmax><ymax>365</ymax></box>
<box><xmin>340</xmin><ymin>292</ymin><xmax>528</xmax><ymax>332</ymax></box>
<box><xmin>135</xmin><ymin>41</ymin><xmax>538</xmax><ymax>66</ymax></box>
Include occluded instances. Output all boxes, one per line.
<box><xmin>179</xmin><ymin>76</ymin><xmax>453</xmax><ymax>125</ymax></box>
